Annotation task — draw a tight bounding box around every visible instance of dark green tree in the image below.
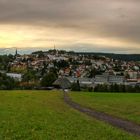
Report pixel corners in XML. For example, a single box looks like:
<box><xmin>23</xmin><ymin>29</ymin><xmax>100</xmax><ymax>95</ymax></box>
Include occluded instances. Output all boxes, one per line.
<box><xmin>22</xmin><ymin>70</ymin><xmax>37</xmax><ymax>83</ymax></box>
<box><xmin>71</xmin><ymin>80</ymin><xmax>81</xmax><ymax>91</ymax></box>
<box><xmin>41</xmin><ymin>72</ymin><xmax>57</xmax><ymax>87</ymax></box>
<box><xmin>0</xmin><ymin>73</ymin><xmax>17</xmax><ymax>90</ymax></box>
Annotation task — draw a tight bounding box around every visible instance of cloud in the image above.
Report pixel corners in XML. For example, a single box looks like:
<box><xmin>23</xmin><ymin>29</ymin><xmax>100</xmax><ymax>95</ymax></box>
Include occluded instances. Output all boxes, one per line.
<box><xmin>0</xmin><ymin>0</ymin><xmax>140</xmax><ymax>53</ymax></box>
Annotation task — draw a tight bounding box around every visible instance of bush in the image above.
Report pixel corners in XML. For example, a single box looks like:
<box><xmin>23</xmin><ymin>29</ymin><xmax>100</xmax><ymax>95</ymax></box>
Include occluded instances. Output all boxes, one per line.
<box><xmin>94</xmin><ymin>84</ymin><xmax>140</xmax><ymax>93</ymax></box>
<box><xmin>71</xmin><ymin>80</ymin><xmax>81</xmax><ymax>91</ymax></box>
<box><xmin>88</xmin><ymin>87</ymin><xmax>93</xmax><ymax>92</ymax></box>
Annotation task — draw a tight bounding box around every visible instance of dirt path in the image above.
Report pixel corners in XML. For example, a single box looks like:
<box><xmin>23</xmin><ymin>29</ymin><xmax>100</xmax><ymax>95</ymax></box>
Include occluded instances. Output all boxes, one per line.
<box><xmin>64</xmin><ymin>92</ymin><xmax>140</xmax><ymax>137</ymax></box>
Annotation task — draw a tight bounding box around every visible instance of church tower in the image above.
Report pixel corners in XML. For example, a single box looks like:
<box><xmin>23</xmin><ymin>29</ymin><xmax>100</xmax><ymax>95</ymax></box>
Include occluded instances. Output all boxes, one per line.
<box><xmin>15</xmin><ymin>48</ymin><xmax>18</xmax><ymax>57</ymax></box>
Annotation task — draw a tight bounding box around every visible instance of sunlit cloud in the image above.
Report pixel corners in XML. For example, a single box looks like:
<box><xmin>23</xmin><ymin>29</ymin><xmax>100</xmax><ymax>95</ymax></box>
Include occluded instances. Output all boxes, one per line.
<box><xmin>0</xmin><ymin>0</ymin><xmax>140</xmax><ymax>53</ymax></box>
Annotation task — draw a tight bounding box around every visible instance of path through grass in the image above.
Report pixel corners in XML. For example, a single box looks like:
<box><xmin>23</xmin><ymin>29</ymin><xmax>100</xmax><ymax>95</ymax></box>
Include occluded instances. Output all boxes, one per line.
<box><xmin>70</xmin><ymin>92</ymin><xmax>140</xmax><ymax>125</ymax></box>
<box><xmin>0</xmin><ymin>90</ymin><xmax>139</xmax><ymax>140</ymax></box>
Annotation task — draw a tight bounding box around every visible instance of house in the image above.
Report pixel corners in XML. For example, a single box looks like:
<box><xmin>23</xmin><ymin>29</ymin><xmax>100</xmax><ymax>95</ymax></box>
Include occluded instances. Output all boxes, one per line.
<box><xmin>125</xmin><ymin>79</ymin><xmax>138</xmax><ymax>86</ymax></box>
<box><xmin>95</xmin><ymin>75</ymin><xmax>108</xmax><ymax>84</ymax></box>
<box><xmin>6</xmin><ymin>73</ymin><xmax>22</xmax><ymax>81</ymax></box>
<box><xmin>126</xmin><ymin>70</ymin><xmax>138</xmax><ymax>79</ymax></box>
<box><xmin>95</xmin><ymin>75</ymin><xmax>124</xmax><ymax>84</ymax></box>
<box><xmin>53</xmin><ymin>77</ymin><xmax>71</xmax><ymax>89</ymax></box>
<box><xmin>67</xmin><ymin>77</ymin><xmax>94</xmax><ymax>87</ymax></box>
<box><xmin>78</xmin><ymin>78</ymin><xmax>94</xmax><ymax>87</ymax></box>
<box><xmin>108</xmin><ymin>75</ymin><xmax>124</xmax><ymax>84</ymax></box>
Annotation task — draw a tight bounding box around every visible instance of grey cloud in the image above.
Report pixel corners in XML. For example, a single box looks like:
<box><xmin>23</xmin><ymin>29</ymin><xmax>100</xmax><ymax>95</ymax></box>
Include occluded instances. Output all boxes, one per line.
<box><xmin>0</xmin><ymin>0</ymin><xmax>140</xmax><ymax>52</ymax></box>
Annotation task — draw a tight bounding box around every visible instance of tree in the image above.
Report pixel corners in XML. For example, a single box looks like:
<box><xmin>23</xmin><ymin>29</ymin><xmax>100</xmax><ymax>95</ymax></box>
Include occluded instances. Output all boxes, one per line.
<box><xmin>22</xmin><ymin>70</ymin><xmax>37</xmax><ymax>83</ymax></box>
<box><xmin>41</xmin><ymin>72</ymin><xmax>57</xmax><ymax>87</ymax></box>
<box><xmin>32</xmin><ymin>51</ymin><xmax>44</xmax><ymax>58</ymax></box>
<box><xmin>0</xmin><ymin>55</ymin><xmax>14</xmax><ymax>71</ymax></box>
<box><xmin>118</xmin><ymin>84</ymin><xmax>126</xmax><ymax>92</ymax></box>
<box><xmin>125</xmin><ymin>73</ymin><xmax>130</xmax><ymax>79</ymax></box>
<box><xmin>0</xmin><ymin>73</ymin><xmax>17</xmax><ymax>89</ymax></box>
<box><xmin>71</xmin><ymin>80</ymin><xmax>81</xmax><ymax>91</ymax></box>
<box><xmin>54</xmin><ymin>60</ymin><xmax>69</xmax><ymax>69</ymax></box>
<box><xmin>94</xmin><ymin>84</ymin><xmax>108</xmax><ymax>92</ymax></box>
<box><xmin>88</xmin><ymin>68</ymin><xmax>97</xmax><ymax>78</ymax></box>
<box><xmin>21</xmin><ymin>70</ymin><xmax>39</xmax><ymax>89</ymax></box>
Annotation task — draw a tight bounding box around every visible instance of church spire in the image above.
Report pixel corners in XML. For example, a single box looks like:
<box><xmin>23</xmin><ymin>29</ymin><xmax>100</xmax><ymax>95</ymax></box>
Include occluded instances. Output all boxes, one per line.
<box><xmin>15</xmin><ymin>48</ymin><xmax>18</xmax><ymax>56</ymax></box>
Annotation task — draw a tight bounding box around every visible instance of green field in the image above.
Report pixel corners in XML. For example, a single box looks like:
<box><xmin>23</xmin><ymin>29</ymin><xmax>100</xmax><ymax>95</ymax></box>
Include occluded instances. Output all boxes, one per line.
<box><xmin>0</xmin><ymin>90</ymin><xmax>139</xmax><ymax>140</ymax></box>
<box><xmin>70</xmin><ymin>92</ymin><xmax>140</xmax><ymax>125</ymax></box>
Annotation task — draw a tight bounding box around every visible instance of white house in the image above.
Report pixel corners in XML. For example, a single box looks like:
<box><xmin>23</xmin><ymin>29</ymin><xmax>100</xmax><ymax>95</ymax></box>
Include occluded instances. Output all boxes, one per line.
<box><xmin>95</xmin><ymin>75</ymin><xmax>108</xmax><ymax>84</ymax></box>
<box><xmin>108</xmin><ymin>75</ymin><xmax>124</xmax><ymax>84</ymax></box>
<box><xmin>6</xmin><ymin>73</ymin><xmax>22</xmax><ymax>81</ymax></box>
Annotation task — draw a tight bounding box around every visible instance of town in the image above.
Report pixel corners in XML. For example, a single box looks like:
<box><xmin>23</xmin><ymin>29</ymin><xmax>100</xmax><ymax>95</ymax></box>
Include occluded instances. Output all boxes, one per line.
<box><xmin>0</xmin><ymin>49</ymin><xmax>140</xmax><ymax>92</ymax></box>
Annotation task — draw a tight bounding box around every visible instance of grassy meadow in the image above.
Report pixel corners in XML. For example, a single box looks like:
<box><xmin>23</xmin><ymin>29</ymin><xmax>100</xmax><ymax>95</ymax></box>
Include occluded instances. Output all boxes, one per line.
<box><xmin>70</xmin><ymin>92</ymin><xmax>140</xmax><ymax>125</ymax></box>
<box><xmin>0</xmin><ymin>90</ymin><xmax>139</xmax><ymax>140</ymax></box>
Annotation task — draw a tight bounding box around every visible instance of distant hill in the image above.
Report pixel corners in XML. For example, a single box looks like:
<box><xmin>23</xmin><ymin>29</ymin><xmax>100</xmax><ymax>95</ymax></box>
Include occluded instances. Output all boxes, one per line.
<box><xmin>0</xmin><ymin>48</ymin><xmax>140</xmax><ymax>61</ymax></box>
<box><xmin>76</xmin><ymin>52</ymin><xmax>140</xmax><ymax>61</ymax></box>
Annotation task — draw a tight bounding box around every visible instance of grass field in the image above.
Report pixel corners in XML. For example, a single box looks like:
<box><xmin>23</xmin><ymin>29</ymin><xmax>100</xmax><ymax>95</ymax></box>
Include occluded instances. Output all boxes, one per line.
<box><xmin>70</xmin><ymin>92</ymin><xmax>140</xmax><ymax>125</ymax></box>
<box><xmin>0</xmin><ymin>90</ymin><xmax>139</xmax><ymax>140</ymax></box>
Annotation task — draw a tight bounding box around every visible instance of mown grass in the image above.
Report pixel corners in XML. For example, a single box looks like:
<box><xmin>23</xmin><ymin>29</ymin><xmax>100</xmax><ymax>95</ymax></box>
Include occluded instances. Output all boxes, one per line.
<box><xmin>0</xmin><ymin>90</ymin><xmax>139</xmax><ymax>140</ymax></box>
<box><xmin>70</xmin><ymin>92</ymin><xmax>140</xmax><ymax>125</ymax></box>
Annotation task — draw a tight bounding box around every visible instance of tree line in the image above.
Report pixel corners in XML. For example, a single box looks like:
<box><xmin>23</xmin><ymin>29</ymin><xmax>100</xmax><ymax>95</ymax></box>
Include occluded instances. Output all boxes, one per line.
<box><xmin>94</xmin><ymin>84</ymin><xmax>140</xmax><ymax>93</ymax></box>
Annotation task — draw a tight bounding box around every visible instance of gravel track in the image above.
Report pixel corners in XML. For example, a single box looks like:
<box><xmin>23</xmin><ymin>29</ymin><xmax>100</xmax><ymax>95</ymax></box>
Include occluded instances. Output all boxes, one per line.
<box><xmin>64</xmin><ymin>92</ymin><xmax>140</xmax><ymax>137</ymax></box>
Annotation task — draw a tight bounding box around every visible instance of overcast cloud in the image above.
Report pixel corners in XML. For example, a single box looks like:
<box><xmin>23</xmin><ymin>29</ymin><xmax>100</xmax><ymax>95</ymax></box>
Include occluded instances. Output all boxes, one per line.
<box><xmin>0</xmin><ymin>0</ymin><xmax>140</xmax><ymax>53</ymax></box>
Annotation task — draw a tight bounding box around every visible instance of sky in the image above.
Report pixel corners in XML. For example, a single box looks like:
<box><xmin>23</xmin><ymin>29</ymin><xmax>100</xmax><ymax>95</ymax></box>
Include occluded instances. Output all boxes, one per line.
<box><xmin>0</xmin><ymin>0</ymin><xmax>140</xmax><ymax>54</ymax></box>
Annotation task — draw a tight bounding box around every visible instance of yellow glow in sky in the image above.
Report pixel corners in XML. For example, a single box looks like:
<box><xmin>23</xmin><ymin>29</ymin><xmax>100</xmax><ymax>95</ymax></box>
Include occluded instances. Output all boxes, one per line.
<box><xmin>0</xmin><ymin>24</ymin><xmax>139</xmax><ymax>53</ymax></box>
